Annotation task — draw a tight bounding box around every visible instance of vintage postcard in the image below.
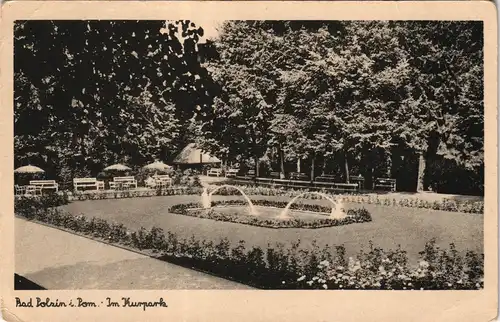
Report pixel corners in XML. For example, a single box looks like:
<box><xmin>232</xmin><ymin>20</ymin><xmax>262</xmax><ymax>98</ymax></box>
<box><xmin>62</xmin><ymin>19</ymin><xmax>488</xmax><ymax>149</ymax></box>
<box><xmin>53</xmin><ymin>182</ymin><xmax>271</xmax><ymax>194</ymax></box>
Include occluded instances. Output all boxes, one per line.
<box><xmin>0</xmin><ymin>1</ymin><xmax>497</xmax><ymax>321</ymax></box>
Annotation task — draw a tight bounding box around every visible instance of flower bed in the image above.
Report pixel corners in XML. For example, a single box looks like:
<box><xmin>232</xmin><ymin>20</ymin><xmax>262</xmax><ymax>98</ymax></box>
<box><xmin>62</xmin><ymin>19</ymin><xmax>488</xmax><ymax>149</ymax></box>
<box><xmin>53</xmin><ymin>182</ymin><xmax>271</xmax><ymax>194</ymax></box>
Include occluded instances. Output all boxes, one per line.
<box><xmin>14</xmin><ymin>193</ymin><xmax>70</xmax><ymax>219</ymax></box>
<box><xmin>210</xmin><ymin>185</ymin><xmax>484</xmax><ymax>214</ymax></box>
<box><xmin>14</xmin><ymin>203</ymin><xmax>483</xmax><ymax>290</ymax></box>
<box><xmin>168</xmin><ymin>200</ymin><xmax>371</xmax><ymax>229</ymax></box>
<box><xmin>297</xmin><ymin>240</ymin><xmax>484</xmax><ymax>290</ymax></box>
<box><xmin>67</xmin><ymin>186</ymin><xmax>201</xmax><ymax>201</ymax></box>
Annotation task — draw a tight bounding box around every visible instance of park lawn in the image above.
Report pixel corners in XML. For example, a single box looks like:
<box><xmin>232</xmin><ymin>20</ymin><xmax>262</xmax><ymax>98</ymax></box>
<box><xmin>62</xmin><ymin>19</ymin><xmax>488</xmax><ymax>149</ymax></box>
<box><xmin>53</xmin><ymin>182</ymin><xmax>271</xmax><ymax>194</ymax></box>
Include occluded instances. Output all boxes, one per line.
<box><xmin>59</xmin><ymin>195</ymin><xmax>484</xmax><ymax>264</ymax></box>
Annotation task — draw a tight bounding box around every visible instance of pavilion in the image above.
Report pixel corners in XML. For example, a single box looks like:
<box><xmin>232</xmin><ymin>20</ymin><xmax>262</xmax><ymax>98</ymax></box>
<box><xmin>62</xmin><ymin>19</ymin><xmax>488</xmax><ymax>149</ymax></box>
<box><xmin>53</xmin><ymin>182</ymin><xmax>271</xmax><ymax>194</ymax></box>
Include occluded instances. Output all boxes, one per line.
<box><xmin>172</xmin><ymin>143</ymin><xmax>221</xmax><ymax>171</ymax></box>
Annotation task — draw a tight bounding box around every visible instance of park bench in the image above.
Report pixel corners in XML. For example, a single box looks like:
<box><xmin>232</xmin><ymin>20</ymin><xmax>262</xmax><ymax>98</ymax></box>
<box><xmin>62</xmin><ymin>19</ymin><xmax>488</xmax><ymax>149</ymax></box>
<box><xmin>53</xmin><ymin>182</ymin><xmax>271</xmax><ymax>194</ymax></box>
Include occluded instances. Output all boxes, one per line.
<box><xmin>225</xmin><ymin>168</ymin><xmax>239</xmax><ymax>178</ymax></box>
<box><xmin>289</xmin><ymin>172</ymin><xmax>308</xmax><ymax>181</ymax></box>
<box><xmin>109</xmin><ymin>176</ymin><xmax>137</xmax><ymax>190</ymax></box>
<box><xmin>14</xmin><ymin>185</ymin><xmax>24</xmax><ymax>196</ymax></box>
<box><xmin>73</xmin><ymin>178</ymin><xmax>105</xmax><ymax>192</ymax></box>
<box><xmin>208</xmin><ymin>168</ymin><xmax>223</xmax><ymax>177</ymax></box>
<box><xmin>14</xmin><ymin>184</ymin><xmax>41</xmax><ymax>196</ymax></box>
<box><xmin>349</xmin><ymin>175</ymin><xmax>365</xmax><ymax>190</ymax></box>
<box><xmin>270</xmin><ymin>171</ymin><xmax>281</xmax><ymax>179</ymax></box>
<box><xmin>315</xmin><ymin>174</ymin><xmax>338</xmax><ymax>182</ymax></box>
<box><xmin>374</xmin><ymin>177</ymin><xmax>397</xmax><ymax>192</ymax></box>
<box><xmin>246</xmin><ymin>169</ymin><xmax>256</xmax><ymax>178</ymax></box>
<box><xmin>153</xmin><ymin>174</ymin><xmax>172</xmax><ymax>188</ymax></box>
<box><xmin>29</xmin><ymin>180</ymin><xmax>58</xmax><ymax>193</ymax></box>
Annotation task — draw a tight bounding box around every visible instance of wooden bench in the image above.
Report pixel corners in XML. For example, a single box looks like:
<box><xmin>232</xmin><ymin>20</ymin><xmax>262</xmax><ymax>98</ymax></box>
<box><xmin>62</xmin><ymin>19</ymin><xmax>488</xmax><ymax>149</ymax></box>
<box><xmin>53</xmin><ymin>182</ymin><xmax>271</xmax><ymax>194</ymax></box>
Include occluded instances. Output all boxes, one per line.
<box><xmin>289</xmin><ymin>172</ymin><xmax>309</xmax><ymax>181</ymax></box>
<box><xmin>349</xmin><ymin>175</ymin><xmax>365</xmax><ymax>190</ymax></box>
<box><xmin>15</xmin><ymin>185</ymin><xmax>41</xmax><ymax>196</ymax></box>
<box><xmin>154</xmin><ymin>174</ymin><xmax>172</xmax><ymax>188</ymax></box>
<box><xmin>109</xmin><ymin>176</ymin><xmax>137</xmax><ymax>190</ymax></box>
<box><xmin>315</xmin><ymin>175</ymin><xmax>338</xmax><ymax>182</ymax></box>
<box><xmin>29</xmin><ymin>180</ymin><xmax>58</xmax><ymax>193</ymax></box>
<box><xmin>313</xmin><ymin>181</ymin><xmax>359</xmax><ymax>192</ymax></box>
<box><xmin>225</xmin><ymin>168</ymin><xmax>239</xmax><ymax>178</ymax></box>
<box><xmin>73</xmin><ymin>178</ymin><xmax>105</xmax><ymax>192</ymax></box>
<box><xmin>374</xmin><ymin>178</ymin><xmax>396</xmax><ymax>192</ymax></box>
<box><xmin>14</xmin><ymin>185</ymin><xmax>24</xmax><ymax>196</ymax></box>
<box><xmin>208</xmin><ymin>168</ymin><xmax>223</xmax><ymax>177</ymax></box>
<box><xmin>270</xmin><ymin>171</ymin><xmax>281</xmax><ymax>179</ymax></box>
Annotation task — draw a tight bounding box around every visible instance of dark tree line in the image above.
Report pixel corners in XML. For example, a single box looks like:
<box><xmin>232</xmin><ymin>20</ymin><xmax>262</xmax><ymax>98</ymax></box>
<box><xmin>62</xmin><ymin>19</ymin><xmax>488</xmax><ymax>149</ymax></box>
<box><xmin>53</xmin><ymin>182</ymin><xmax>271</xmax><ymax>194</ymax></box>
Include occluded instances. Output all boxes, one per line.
<box><xmin>15</xmin><ymin>20</ymin><xmax>213</xmax><ymax>184</ymax></box>
<box><xmin>195</xmin><ymin>21</ymin><xmax>484</xmax><ymax>195</ymax></box>
<box><xmin>14</xmin><ymin>20</ymin><xmax>484</xmax><ymax>195</ymax></box>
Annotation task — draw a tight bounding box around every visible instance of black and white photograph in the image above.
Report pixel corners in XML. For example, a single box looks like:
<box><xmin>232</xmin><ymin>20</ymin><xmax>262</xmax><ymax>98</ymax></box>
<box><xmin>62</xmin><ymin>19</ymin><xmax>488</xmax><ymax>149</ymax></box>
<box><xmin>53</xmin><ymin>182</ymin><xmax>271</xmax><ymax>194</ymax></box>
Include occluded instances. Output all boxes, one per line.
<box><xmin>1</xmin><ymin>1</ymin><xmax>497</xmax><ymax>321</ymax></box>
<box><xmin>12</xmin><ymin>17</ymin><xmax>487</xmax><ymax>292</ymax></box>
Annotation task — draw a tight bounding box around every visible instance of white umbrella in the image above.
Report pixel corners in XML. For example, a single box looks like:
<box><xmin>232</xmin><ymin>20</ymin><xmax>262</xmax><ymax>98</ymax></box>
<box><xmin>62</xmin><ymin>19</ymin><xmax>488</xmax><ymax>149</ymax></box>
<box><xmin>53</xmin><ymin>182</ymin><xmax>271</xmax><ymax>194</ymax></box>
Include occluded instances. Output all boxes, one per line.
<box><xmin>14</xmin><ymin>165</ymin><xmax>45</xmax><ymax>174</ymax></box>
<box><xmin>143</xmin><ymin>161</ymin><xmax>172</xmax><ymax>171</ymax></box>
<box><xmin>103</xmin><ymin>164</ymin><xmax>131</xmax><ymax>171</ymax></box>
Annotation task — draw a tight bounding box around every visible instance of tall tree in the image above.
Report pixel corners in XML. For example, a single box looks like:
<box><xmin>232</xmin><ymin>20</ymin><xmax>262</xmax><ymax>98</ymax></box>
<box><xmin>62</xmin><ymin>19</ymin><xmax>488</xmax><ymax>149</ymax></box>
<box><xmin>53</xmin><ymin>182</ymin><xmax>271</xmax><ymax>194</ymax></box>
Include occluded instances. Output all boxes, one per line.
<box><xmin>197</xmin><ymin>21</ymin><xmax>279</xmax><ymax>176</ymax></box>
<box><xmin>395</xmin><ymin>21</ymin><xmax>484</xmax><ymax>191</ymax></box>
<box><xmin>14</xmin><ymin>20</ymin><xmax>211</xmax><ymax>182</ymax></box>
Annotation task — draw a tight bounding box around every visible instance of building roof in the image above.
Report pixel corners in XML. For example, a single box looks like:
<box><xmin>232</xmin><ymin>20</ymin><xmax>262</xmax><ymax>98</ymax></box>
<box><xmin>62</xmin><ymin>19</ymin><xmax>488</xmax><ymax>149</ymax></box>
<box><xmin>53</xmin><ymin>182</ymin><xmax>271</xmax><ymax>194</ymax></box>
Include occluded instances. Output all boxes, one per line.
<box><xmin>172</xmin><ymin>143</ymin><xmax>221</xmax><ymax>164</ymax></box>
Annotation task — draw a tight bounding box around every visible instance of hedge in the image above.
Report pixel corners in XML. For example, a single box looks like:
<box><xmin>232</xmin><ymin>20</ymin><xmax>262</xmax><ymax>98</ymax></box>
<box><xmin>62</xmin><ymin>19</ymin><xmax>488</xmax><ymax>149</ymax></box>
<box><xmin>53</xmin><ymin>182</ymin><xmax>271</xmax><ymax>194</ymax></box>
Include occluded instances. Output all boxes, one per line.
<box><xmin>67</xmin><ymin>186</ymin><xmax>201</xmax><ymax>201</ymax></box>
<box><xmin>168</xmin><ymin>200</ymin><xmax>372</xmax><ymax>229</ymax></box>
<box><xmin>209</xmin><ymin>185</ymin><xmax>484</xmax><ymax>214</ymax></box>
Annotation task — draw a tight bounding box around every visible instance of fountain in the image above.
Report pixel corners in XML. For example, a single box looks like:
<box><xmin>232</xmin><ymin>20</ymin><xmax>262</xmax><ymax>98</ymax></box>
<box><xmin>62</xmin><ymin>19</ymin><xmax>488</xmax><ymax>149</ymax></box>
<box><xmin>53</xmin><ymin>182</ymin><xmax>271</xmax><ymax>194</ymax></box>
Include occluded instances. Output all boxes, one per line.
<box><xmin>203</xmin><ymin>185</ymin><xmax>258</xmax><ymax>216</ymax></box>
<box><xmin>201</xmin><ymin>187</ymin><xmax>211</xmax><ymax>209</ymax></box>
<box><xmin>278</xmin><ymin>192</ymin><xmax>346</xmax><ymax>220</ymax></box>
<box><xmin>200</xmin><ymin>185</ymin><xmax>345</xmax><ymax>221</ymax></box>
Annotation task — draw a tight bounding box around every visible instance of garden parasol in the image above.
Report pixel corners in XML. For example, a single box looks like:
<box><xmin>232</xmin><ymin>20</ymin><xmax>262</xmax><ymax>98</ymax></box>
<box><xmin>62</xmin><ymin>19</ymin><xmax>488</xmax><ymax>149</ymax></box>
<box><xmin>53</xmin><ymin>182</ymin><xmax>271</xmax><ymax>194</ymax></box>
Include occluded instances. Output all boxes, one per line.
<box><xmin>143</xmin><ymin>161</ymin><xmax>172</xmax><ymax>171</ymax></box>
<box><xmin>103</xmin><ymin>164</ymin><xmax>132</xmax><ymax>171</ymax></box>
<box><xmin>14</xmin><ymin>165</ymin><xmax>45</xmax><ymax>174</ymax></box>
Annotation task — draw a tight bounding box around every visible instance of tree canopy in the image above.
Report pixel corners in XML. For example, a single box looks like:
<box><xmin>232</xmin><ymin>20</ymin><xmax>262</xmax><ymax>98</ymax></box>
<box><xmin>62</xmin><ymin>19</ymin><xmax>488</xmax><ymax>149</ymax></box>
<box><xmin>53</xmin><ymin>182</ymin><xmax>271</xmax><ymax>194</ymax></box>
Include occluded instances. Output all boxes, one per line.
<box><xmin>14</xmin><ymin>20</ymin><xmax>484</xmax><ymax>194</ymax></box>
<box><xmin>195</xmin><ymin>20</ymin><xmax>483</xmax><ymax>193</ymax></box>
<box><xmin>15</xmin><ymin>20</ymin><xmax>212</xmax><ymax>181</ymax></box>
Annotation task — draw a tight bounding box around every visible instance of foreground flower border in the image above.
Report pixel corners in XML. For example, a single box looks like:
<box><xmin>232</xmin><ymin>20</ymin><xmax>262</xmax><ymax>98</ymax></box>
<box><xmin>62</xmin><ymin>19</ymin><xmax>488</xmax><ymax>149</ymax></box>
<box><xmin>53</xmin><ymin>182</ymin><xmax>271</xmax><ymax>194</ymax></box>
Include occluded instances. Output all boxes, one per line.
<box><xmin>15</xmin><ymin>196</ymin><xmax>484</xmax><ymax>290</ymax></box>
<box><xmin>168</xmin><ymin>200</ymin><xmax>372</xmax><ymax>229</ymax></box>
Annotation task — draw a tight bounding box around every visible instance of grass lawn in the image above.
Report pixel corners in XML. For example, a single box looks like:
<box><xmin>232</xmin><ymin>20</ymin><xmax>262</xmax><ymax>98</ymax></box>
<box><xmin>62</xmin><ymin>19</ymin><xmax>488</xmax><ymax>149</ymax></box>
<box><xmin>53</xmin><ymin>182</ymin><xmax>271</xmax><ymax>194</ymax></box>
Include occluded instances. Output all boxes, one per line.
<box><xmin>59</xmin><ymin>194</ymin><xmax>483</xmax><ymax>264</ymax></box>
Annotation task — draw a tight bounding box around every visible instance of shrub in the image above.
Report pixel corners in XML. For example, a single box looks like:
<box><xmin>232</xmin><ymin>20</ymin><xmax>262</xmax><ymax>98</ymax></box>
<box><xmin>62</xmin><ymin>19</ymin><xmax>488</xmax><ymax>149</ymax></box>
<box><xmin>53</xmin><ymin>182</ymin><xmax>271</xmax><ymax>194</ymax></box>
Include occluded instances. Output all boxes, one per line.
<box><xmin>211</xmin><ymin>184</ymin><xmax>484</xmax><ymax>214</ymax></box>
<box><xmin>297</xmin><ymin>239</ymin><xmax>484</xmax><ymax>290</ymax></box>
<box><xmin>168</xmin><ymin>200</ymin><xmax>372</xmax><ymax>229</ymax></box>
<box><xmin>14</xmin><ymin>193</ymin><xmax>70</xmax><ymax>218</ymax></box>
<box><xmin>67</xmin><ymin>187</ymin><xmax>201</xmax><ymax>201</ymax></box>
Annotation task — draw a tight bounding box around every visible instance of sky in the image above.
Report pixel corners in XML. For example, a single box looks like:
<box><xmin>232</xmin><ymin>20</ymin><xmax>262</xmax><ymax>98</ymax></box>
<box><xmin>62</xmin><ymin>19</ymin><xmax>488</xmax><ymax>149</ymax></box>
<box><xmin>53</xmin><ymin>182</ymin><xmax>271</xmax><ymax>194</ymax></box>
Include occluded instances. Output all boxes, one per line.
<box><xmin>194</xmin><ymin>19</ymin><xmax>223</xmax><ymax>43</ymax></box>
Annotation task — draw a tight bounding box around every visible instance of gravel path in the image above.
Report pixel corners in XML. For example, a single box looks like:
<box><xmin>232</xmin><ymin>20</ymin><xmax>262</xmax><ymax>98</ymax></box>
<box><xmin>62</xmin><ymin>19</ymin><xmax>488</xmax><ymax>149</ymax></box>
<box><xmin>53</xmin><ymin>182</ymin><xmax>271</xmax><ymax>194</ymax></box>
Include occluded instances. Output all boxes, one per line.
<box><xmin>15</xmin><ymin>218</ymin><xmax>253</xmax><ymax>290</ymax></box>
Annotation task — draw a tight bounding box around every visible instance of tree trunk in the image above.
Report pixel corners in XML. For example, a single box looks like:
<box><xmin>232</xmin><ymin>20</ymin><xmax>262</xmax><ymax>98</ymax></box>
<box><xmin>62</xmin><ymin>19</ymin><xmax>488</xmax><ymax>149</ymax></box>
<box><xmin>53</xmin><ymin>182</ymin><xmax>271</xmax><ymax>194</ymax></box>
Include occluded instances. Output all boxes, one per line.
<box><xmin>364</xmin><ymin>148</ymin><xmax>375</xmax><ymax>190</ymax></box>
<box><xmin>416</xmin><ymin>152</ymin><xmax>426</xmax><ymax>192</ymax></box>
<box><xmin>279</xmin><ymin>146</ymin><xmax>285</xmax><ymax>179</ymax></box>
<box><xmin>344</xmin><ymin>152</ymin><xmax>350</xmax><ymax>183</ymax></box>
<box><xmin>297</xmin><ymin>159</ymin><xmax>301</xmax><ymax>173</ymax></box>
<box><xmin>386</xmin><ymin>152</ymin><xmax>392</xmax><ymax>178</ymax></box>
<box><xmin>310</xmin><ymin>156</ymin><xmax>315</xmax><ymax>183</ymax></box>
<box><xmin>322</xmin><ymin>158</ymin><xmax>327</xmax><ymax>175</ymax></box>
<box><xmin>424</xmin><ymin>133</ymin><xmax>441</xmax><ymax>192</ymax></box>
<box><xmin>254</xmin><ymin>155</ymin><xmax>259</xmax><ymax>178</ymax></box>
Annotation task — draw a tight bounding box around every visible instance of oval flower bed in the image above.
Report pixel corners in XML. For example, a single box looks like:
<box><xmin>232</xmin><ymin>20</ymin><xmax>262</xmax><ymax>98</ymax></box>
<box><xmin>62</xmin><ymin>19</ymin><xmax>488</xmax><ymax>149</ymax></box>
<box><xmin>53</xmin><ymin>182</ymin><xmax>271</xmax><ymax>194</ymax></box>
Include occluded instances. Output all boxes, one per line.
<box><xmin>168</xmin><ymin>200</ymin><xmax>372</xmax><ymax>229</ymax></box>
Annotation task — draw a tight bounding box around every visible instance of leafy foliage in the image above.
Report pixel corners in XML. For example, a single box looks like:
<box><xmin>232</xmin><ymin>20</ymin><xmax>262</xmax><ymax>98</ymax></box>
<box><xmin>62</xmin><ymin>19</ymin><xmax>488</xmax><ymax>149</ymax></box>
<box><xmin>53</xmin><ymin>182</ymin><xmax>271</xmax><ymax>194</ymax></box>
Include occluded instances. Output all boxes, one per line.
<box><xmin>15</xmin><ymin>20</ymin><xmax>212</xmax><ymax>178</ymax></box>
<box><xmin>15</xmin><ymin>21</ymin><xmax>484</xmax><ymax>195</ymax></box>
<box><xmin>196</xmin><ymin>21</ymin><xmax>483</xmax><ymax>194</ymax></box>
